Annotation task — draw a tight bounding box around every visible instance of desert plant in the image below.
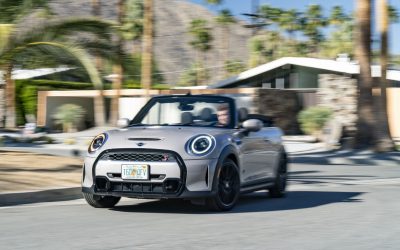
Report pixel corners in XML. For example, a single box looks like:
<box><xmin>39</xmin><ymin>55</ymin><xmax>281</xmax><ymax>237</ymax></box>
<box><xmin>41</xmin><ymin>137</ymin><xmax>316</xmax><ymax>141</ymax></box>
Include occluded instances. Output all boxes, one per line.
<box><xmin>298</xmin><ymin>106</ymin><xmax>333</xmax><ymax>138</ymax></box>
<box><xmin>53</xmin><ymin>104</ymin><xmax>86</xmax><ymax>132</ymax></box>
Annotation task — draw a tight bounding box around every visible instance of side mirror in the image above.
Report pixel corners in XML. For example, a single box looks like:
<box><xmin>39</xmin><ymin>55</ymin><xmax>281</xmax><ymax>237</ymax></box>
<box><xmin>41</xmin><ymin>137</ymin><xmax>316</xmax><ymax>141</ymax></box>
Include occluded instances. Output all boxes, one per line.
<box><xmin>117</xmin><ymin>118</ymin><xmax>130</xmax><ymax>128</ymax></box>
<box><xmin>242</xmin><ymin>119</ymin><xmax>263</xmax><ymax>132</ymax></box>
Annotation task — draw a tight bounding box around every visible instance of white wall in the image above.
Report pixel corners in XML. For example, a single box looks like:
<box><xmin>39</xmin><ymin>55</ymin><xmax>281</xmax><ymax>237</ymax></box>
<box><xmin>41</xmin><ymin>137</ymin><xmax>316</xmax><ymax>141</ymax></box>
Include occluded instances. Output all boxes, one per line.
<box><xmin>119</xmin><ymin>97</ymin><xmax>148</xmax><ymax>120</ymax></box>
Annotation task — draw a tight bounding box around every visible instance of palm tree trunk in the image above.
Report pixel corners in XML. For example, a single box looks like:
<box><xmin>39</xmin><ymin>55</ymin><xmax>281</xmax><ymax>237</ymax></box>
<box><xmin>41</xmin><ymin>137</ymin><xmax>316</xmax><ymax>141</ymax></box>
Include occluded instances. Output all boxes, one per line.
<box><xmin>374</xmin><ymin>0</ymin><xmax>394</xmax><ymax>151</ymax></box>
<box><xmin>110</xmin><ymin>64</ymin><xmax>123</xmax><ymax>125</ymax></box>
<box><xmin>354</xmin><ymin>0</ymin><xmax>375</xmax><ymax>148</ymax></box>
<box><xmin>141</xmin><ymin>0</ymin><xmax>153</xmax><ymax>97</ymax></box>
<box><xmin>110</xmin><ymin>0</ymin><xmax>125</xmax><ymax>126</ymax></box>
<box><xmin>5</xmin><ymin>64</ymin><xmax>16</xmax><ymax>128</ymax></box>
<box><xmin>91</xmin><ymin>0</ymin><xmax>106</xmax><ymax>127</ymax></box>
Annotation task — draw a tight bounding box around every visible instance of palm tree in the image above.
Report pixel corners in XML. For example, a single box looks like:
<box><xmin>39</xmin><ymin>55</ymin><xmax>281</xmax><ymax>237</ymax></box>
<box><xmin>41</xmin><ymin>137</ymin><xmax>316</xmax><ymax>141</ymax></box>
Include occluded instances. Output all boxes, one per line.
<box><xmin>302</xmin><ymin>4</ymin><xmax>327</xmax><ymax>56</ymax></box>
<box><xmin>110</xmin><ymin>0</ymin><xmax>125</xmax><ymax>126</ymax></box>
<box><xmin>329</xmin><ymin>6</ymin><xmax>350</xmax><ymax>26</ymax></box>
<box><xmin>277</xmin><ymin>9</ymin><xmax>301</xmax><ymax>41</ymax></box>
<box><xmin>141</xmin><ymin>0</ymin><xmax>153</xmax><ymax>96</ymax></box>
<box><xmin>258</xmin><ymin>4</ymin><xmax>282</xmax><ymax>25</ymax></box>
<box><xmin>0</xmin><ymin>0</ymin><xmax>50</xmax><ymax>128</ymax></box>
<box><xmin>388</xmin><ymin>5</ymin><xmax>399</xmax><ymax>23</ymax></box>
<box><xmin>374</xmin><ymin>0</ymin><xmax>395</xmax><ymax>151</ymax></box>
<box><xmin>215</xmin><ymin>9</ymin><xmax>236</xmax><ymax>77</ymax></box>
<box><xmin>354</xmin><ymin>0</ymin><xmax>375</xmax><ymax>148</ymax></box>
<box><xmin>1</xmin><ymin>15</ymin><xmax>116</xmax><ymax>128</ymax></box>
<box><xmin>121</xmin><ymin>0</ymin><xmax>144</xmax><ymax>55</ymax></box>
<box><xmin>321</xmin><ymin>20</ymin><xmax>354</xmax><ymax>58</ymax></box>
<box><xmin>188</xmin><ymin>19</ymin><xmax>213</xmax><ymax>85</ymax></box>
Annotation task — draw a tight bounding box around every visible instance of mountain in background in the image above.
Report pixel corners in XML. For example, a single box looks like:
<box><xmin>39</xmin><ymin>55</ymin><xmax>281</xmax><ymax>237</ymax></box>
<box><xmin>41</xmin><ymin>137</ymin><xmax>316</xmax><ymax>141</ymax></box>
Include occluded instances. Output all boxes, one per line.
<box><xmin>49</xmin><ymin>0</ymin><xmax>252</xmax><ymax>85</ymax></box>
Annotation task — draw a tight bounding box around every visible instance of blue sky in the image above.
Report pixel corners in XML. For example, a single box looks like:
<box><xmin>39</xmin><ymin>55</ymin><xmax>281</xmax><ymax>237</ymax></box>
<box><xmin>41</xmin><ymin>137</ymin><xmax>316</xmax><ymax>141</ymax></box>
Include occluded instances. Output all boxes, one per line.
<box><xmin>189</xmin><ymin>0</ymin><xmax>400</xmax><ymax>54</ymax></box>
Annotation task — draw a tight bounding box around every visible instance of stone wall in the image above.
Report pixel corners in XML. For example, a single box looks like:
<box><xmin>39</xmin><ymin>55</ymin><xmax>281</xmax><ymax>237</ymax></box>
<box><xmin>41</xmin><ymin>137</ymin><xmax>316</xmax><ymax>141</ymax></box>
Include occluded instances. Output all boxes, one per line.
<box><xmin>317</xmin><ymin>74</ymin><xmax>358</xmax><ymax>137</ymax></box>
<box><xmin>255</xmin><ymin>89</ymin><xmax>302</xmax><ymax>134</ymax></box>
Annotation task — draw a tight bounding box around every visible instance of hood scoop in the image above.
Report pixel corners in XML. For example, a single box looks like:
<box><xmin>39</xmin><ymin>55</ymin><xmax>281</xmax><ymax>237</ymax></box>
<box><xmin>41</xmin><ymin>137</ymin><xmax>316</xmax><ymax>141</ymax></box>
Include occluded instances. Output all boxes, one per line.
<box><xmin>128</xmin><ymin>137</ymin><xmax>162</xmax><ymax>141</ymax></box>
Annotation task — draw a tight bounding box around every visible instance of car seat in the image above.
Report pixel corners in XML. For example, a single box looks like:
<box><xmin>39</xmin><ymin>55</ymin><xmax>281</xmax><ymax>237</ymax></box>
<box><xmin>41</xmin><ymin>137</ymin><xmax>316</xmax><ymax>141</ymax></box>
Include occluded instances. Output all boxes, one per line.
<box><xmin>181</xmin><ymin>112</ymin><xmax>193</xmax><ymax>124</ymax></box>
<box><xmin>200</xmin><ymin>107</ymin><xmax>215</xmax><ymax>122</ymax></box>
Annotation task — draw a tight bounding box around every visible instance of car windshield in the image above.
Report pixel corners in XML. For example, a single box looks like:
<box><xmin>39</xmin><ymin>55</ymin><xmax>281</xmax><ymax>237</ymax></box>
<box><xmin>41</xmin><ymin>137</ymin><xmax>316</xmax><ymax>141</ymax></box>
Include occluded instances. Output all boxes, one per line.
<box><xmin>131</xmin><ymin>96</ymin><xmax>235</xmax><ymax>128</ymax></box>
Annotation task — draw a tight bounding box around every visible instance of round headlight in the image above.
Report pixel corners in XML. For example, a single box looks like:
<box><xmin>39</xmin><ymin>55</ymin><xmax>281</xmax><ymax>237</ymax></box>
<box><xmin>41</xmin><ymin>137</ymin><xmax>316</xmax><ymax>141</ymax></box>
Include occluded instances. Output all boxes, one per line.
<box><xmin>189</xmin><ymin>135</ymin><xmax>215</xmax><ymax>156</ymax></box>
<box><xmin>88</xmin><ymin>133</ymin><xmax>108</xmax><ymax>153</ymax></box>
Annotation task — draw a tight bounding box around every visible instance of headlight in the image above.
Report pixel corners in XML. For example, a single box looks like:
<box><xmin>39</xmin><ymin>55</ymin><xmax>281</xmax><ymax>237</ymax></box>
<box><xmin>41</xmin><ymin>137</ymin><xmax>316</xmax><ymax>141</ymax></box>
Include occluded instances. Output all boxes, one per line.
<box><xmin>187</xmin><ymin>135</ymin><xmax>215</xmax><ymax>156</ymax></box>
<box><xmin>88</xmin><ymin>133</ymin><xmax>108</xmax><ymax>154</ymax></box>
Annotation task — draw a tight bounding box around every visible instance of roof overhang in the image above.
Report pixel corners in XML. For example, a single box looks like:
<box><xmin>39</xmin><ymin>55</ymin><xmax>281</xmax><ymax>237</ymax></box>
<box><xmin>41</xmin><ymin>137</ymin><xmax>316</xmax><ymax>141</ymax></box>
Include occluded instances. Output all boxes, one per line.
<box><xmin>209</xmin><ymin>57</ymin><xmax>400</xmax><ymax>89</ymax></box>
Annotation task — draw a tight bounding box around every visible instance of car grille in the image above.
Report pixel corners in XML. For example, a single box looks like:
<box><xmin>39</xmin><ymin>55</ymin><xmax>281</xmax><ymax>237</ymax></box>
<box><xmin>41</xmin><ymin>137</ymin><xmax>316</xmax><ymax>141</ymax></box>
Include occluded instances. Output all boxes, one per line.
<box><xmin>100</xmin><ymin>151</ymin><xmax>176</xmax><ymax>162</ymax></box>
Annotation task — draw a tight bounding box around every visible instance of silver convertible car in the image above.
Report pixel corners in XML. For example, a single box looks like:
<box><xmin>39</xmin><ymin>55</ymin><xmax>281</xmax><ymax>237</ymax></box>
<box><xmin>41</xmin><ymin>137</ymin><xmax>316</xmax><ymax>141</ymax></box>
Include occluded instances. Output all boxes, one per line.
<box><xmin>82</xmin><ymin>95</ymin><xmax>288</xmax><ymax>211</ymax></box>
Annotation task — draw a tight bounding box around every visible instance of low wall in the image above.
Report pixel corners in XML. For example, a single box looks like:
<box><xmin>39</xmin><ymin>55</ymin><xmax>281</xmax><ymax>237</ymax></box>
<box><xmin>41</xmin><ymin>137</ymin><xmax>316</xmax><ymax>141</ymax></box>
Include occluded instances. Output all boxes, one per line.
<box><xmin>318</xmin><ymin>74</ymin><xmax>358</xmax><ymax>137</ymax></box>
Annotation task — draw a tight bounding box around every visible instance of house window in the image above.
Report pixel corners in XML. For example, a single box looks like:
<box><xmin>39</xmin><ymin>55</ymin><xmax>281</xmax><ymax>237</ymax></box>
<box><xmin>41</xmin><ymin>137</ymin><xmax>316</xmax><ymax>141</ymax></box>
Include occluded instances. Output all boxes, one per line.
<box><xmin>276</xmin><ymin>78</ymin><xmax>285</xmax><ymax>89</ymax></box>
<box><xmin>262</xmin><ymin>83</ymin><xmax>271</xmax><ymax>88</ymax></box>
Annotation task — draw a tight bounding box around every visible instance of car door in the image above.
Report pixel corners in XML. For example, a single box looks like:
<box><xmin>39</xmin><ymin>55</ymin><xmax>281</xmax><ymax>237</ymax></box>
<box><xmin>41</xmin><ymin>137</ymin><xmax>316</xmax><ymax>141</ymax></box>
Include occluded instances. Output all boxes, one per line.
<box><xmin>255</xmin><ymin>127</ymin><xmax>281</xmax><ymax>179</ymax></box>
<box><xmin>240</xmin><ymin>130</ymin><xmax>273</xmax><ymax>184</ymax></box>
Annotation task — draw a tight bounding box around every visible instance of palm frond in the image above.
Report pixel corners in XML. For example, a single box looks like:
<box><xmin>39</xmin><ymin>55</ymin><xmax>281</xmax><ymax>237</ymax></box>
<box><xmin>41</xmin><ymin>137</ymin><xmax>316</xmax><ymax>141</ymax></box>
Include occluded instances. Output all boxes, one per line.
<box><xmin>8</xmin><ymin>41</ymin><xmax>103</xmax><ymax>89</ymax></box>
<box><xmin>6</xmin><ymin>18</ymin><xmax>117</xmax><ymax>54</ymax></box>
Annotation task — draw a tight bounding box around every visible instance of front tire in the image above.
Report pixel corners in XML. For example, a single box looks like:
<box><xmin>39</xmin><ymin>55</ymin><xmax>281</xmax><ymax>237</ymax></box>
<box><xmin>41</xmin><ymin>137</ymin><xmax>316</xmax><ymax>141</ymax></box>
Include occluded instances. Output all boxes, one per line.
<box><xmin>83</xmin><ymin>192</ymin><xmax>121</xmax><ymax>208</ymax></box>
<box><xmin>268</xmin><ymin>151</ymin><xmax>288</xmax><ymax>198</ymax></box>
<box><xmin>206</xmin><ymin>159</ymin><xmax>240</xmax><ymax>211</ymax></box>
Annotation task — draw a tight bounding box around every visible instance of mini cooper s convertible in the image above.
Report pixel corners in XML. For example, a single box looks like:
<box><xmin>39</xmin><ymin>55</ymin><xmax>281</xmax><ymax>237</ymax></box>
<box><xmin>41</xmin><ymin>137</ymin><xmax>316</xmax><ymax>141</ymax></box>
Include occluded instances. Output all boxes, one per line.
<box><xmin>82</xmin><ymin>95</ymin><xmax>288</xmax><ymax>211</ymax></box>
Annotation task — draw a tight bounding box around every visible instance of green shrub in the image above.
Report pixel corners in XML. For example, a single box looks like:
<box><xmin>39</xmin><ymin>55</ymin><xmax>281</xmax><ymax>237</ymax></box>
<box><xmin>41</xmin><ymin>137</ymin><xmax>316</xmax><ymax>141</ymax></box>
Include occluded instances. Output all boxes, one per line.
<box><xmin>53</xmin><ymin>104</ymin><xmax>86</xmax><ymax>132</ymax></box>
<box><xmin>298</xmin><ymin>106</ymin><xmax>333</xmax><ymax>136</ymax></box>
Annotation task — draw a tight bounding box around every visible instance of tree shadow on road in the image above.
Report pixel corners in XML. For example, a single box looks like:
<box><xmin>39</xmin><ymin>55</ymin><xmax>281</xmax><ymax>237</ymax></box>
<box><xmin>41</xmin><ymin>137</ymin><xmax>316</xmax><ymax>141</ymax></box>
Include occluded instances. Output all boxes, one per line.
<box><xmin>290</xmin><ymin>149</ymin><xmax>400</xmax><ymax>166</ymax></box>
<box><xmin>111</xmin><ymin>190</ymin><xmax>363</xmax><ymax>214</ymax></box>
<box><xmin>288</xmin><ymin>170</ymin><xmax>376</xmax><ymax>186</ymax></box>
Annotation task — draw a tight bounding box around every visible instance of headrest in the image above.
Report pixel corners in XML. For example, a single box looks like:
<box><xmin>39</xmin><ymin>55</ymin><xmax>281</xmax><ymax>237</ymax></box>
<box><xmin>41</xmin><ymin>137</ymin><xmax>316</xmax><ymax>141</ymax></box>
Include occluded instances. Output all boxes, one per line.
<box><xmin>181</xmin><ymin>112</ymin><xmax>193</xmax><ymax>124</ymax></box>
<box><xmin>200</xmin><ymin>108</ymin><xmax>213</xmax><ymax>122</ymax></box>
<box><xmin>238</xmin><ymin>107</ymin><xmax>249</xmax><ymax>122</ymax></box>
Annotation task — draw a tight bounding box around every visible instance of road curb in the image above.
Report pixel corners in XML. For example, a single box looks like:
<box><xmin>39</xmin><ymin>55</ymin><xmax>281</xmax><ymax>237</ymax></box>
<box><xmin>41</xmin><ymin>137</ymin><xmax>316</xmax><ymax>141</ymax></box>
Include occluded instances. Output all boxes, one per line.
<box><xmin>0</xmin><ymin>187</ymin><xmax>82</xmax><ymax>207</ymax></box>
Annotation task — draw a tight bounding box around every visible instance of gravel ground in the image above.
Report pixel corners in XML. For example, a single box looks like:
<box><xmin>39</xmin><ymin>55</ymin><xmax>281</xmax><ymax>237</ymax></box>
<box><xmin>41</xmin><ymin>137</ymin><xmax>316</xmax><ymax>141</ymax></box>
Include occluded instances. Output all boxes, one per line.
<box><xmin>0</xmin><ymin>150</ymin><xmax>82</xmax><ymax>193</ymax></box>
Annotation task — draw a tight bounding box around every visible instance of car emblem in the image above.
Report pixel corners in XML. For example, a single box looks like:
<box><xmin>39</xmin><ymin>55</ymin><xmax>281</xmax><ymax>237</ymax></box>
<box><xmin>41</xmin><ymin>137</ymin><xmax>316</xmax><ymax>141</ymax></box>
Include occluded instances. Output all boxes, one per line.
<box><xmin>136</xmin><ymin>142</ymin><xmax>145</xmax><ymax>147</ymax></box>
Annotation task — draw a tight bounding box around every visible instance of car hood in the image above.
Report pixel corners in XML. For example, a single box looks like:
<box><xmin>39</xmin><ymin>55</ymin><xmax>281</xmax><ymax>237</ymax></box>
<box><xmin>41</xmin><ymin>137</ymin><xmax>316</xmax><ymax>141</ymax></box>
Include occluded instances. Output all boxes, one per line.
<box><xmin>88</xmin><ymin>126</ymin><xmax>234</xmax><ymax>160</ymax></box>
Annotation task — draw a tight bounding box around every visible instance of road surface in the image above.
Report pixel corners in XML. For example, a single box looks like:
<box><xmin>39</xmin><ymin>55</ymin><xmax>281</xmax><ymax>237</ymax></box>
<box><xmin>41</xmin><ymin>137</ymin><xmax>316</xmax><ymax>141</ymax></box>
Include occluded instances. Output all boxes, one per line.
<box><xmin>1</xmin><ymin>160</ymin><xmax>400</xmax><ymax>250</ymax></box>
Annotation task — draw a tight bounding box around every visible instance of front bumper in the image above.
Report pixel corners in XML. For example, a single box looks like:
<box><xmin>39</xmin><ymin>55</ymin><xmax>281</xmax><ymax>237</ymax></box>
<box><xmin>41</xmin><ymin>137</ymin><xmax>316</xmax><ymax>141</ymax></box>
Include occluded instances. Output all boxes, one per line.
<box><xmin>82</xmin><ymin>149</ymin><xmax>219</xmax><ymax>199</ymax></box>
<box><xmin>82</xmin><ymin>186</ymin><xmax>215</xmax><ymax>199</ymax></box>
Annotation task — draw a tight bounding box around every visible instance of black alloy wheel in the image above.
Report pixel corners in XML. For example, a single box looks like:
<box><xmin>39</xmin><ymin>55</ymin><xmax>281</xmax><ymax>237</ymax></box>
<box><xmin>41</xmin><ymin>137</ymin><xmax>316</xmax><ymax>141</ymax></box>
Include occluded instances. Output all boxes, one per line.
<box><xmin>207</xmin><ymin>159</ymin><xmax>240</xmax><ymax>211</ymax></box>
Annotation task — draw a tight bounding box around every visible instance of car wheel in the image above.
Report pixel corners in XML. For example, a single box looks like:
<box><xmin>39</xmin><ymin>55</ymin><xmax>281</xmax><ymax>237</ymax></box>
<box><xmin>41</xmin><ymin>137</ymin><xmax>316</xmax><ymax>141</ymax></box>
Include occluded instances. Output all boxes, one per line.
<box><xmin>83</xmin><ymin>192</ymin><xmax>121</xmax><ymax>208</ymax></box>
<box><xmin>268</xmin><ymin>151</ymin><xmax>288</xmax><ymax>198</ymax></box>
<box><xmin>206</xmin><ymin>159</ymin><xmax>240</xmax><ymax>211</ymax></box>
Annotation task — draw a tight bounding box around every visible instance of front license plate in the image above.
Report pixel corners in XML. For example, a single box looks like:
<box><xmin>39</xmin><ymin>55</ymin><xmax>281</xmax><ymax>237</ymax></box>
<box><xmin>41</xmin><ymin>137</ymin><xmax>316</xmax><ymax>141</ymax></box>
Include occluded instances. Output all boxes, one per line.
<box><xmin>121</xmin><ymin>164</ymin><xmax>149</xmax><ymax>180</ymax></box>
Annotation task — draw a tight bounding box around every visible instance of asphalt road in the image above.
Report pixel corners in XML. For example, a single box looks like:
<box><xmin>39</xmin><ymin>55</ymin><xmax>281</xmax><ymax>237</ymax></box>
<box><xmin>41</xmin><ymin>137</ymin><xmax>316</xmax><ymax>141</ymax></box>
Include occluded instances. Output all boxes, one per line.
<box><xmin>1</xmin><ymin>161</ymin><xmax>400</xmax><ymax>250</ymax></box>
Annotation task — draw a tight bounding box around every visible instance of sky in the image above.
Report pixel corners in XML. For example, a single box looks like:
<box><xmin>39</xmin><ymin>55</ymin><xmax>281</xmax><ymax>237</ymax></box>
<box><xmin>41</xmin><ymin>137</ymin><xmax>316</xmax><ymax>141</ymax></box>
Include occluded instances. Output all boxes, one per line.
<box><xmin>188</xmin><ymin>0</ymin><xmax>400</xmax><ymax>54</ymax></box>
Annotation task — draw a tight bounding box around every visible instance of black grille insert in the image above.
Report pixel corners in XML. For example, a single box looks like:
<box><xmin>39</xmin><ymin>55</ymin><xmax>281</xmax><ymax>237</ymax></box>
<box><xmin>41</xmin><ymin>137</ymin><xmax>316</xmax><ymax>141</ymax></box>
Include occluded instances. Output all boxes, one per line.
<box><xmin>100</xmin><ymin>152</ymin><xmax>175</xmax><ymax>162</ymax></box>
